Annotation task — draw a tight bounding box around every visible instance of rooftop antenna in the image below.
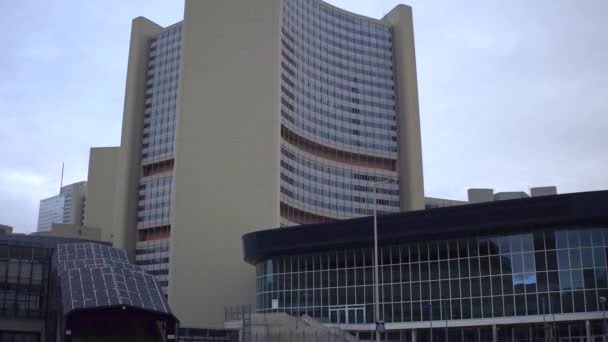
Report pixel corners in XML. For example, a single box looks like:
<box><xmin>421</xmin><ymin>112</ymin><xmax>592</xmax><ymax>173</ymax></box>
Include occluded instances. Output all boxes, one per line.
<box><xmin>60</xmin><ymin>162</ymin><xmax>64</xmax><ymax>190</ymax></box>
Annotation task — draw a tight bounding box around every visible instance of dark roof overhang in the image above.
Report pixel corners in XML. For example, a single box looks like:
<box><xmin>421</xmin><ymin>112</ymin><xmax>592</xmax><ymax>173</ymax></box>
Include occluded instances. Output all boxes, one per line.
<box><xmin>243</xmin><ymin>190</ymin><xmax>608</xmax><ymax>264</ymax></box>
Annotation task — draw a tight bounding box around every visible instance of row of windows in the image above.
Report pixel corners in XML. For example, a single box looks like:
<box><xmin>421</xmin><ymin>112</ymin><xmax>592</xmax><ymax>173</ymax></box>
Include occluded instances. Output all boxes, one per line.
<box><xmin>281</xmin><ymin>107</ymin><xmax>397</xmax><ymax>154</ymax></box>
<box><xmin>258</xmin><ymin>231</ymin><xmax>608</xmax><ymax>276</ymax></box>
<box><xmin>150</xmin><ymin>23</ymin><xmax>182</xmax><ymax>44</ymax></box>
<box><xmin>286</xmin><ymin>12</ymin><xmax>392</xmax><ymax>64</ymax></box>
<box><xmin>282</xmin><ymin>49</ymin><xmax>394</xmax><ymax>92</ymax></box>
<box><xmin>286</xmin><ymin>1</ymin><xmax>392</xmax><ymax>50</ymax></box>
<box><xmin>259</xmin><ymin>281</ymin><xmax>608</xmax><ymax>310</ymax></box>
<box><xmin>331</xmin><ymin>78</ymin><xmax>395</xmax><ymax>101</ymax></box>
<box><xmin>281</xmin><ymin>105</ymin><xmax>396</xmax><ymax>142</ymax></box>
<box><xmin>292</xmin><ymin>87</ymin><xmax>396</xmax><ymax>125</ymax></box>
<box><xmin>280</xmin><ymin>187</ymin><xmax>396</xmax><ymax>217</ymax></box>
<box><xmin>280</xmin><ymin>160</ymin><xmax>398</xmax><ymax>196</ymax></box>
<box><xmin>282</xmin><ymin>41</ymin><xmax>393</xmax><ymax>82</ymax></box>
<box><xmin>259</xmin><ymin>250</ymin><xmax>608</xmax><ymax>282</ymax></box>
<box><xmin>141</xmin><ymin>147</ymin><xmax>175</xmax><ymax>161</ymax></box>
<box><xmin>283</xmin><ymin>54</ymin><xmax>395</xmax><ymax>104</ymax></box>
<box><xmin>135</xmin><ymin>244</ymin><xmax>170</xmax><ymax>256</ymax></box>
<box><xmin>136</xmin><ymin>257</ymin><xmax>169</xmax><ymax>266</ymax></box>
<box><xmin>146</xmin><ymin>269</ymin><xmax>169</xmax><ymax>276</ymax></box>
<box><xmin>147</xmin><ymin>60</ymin><xmax>179</xmax><ymax>75</ymax></box>
<box><xmin>0</xmin><ymin>259</ymin><xmax>48</xmax><ymax>318</ymax></box>
<box><xmin>281</xmin><ymin>95</ymin><xmax>396</xmax><ymax>131</ymax></box>
<box><xmin>284</xmin><ymin>20</ymin><xmax>391</xmax><ymax>62</ymax></box>
<box><xmin>282</xmin><ymin>28</ymin><xmax>392</xmax><ymax>73</ymax></box>
<box><xmin>282</xmin><ymin>81</ymin><xmax>395</xmax><ymax>120</ymax></box>
<box><xmin>283</xmin><ymin>98</ymin><xmax>397</xmax><ymax>153</ymax></box>
<box><xmin>0</xmin><ymin>245</ymin><xmax>52</xmax><ymax>261</ymax></box>
<box><xmin>283</xmin><ymin>74</ymin><xmax>395</xmax><ymax>114</ymax></box>
<box><xmin>137</xmin><ymin>212</ymin><xmax>171</xmax><ymax>223</ymax></box>
<box><xmin>313</xmin><ymin>1</ymin><xmax>391</xmax><ymax>39</ymax></box>
<box><xmin>258</xmin><ymin>266</ymin><xmax>608</xmax><ymax>295</ymax></box>
<box><xmin>258</xmin><ymin>290</ymin><xmax>608</xmax><ymax>323</ymax></box>
<box><xmin>281</xmin><ymin>147</ymin><xmax>398</xmax><ymax>183</ymax></box>
<box><xmin>281</xmin><ymin>173</ymin><xmax>398</xmax><ymax>207</ymax></box>
<box><xmin>149</xmin><ymin>41</ymin><xmax>180</xmax><ymax>54</ymax></box>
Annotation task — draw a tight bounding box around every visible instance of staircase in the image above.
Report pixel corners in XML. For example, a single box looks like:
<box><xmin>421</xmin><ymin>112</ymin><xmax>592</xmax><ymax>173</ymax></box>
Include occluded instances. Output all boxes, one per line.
<box><xmin>226</xmin><ymin>312</ymin><xmax>357</xmax><ymax>342</ymax></box>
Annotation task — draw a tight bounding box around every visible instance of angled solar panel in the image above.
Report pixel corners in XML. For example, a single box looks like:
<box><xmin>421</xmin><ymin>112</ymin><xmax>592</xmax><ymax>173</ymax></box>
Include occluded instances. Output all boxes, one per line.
<box><xmin>54</xmin><ymin>243</ymin><xmax>170</xmax><ymax>315</ymax></box>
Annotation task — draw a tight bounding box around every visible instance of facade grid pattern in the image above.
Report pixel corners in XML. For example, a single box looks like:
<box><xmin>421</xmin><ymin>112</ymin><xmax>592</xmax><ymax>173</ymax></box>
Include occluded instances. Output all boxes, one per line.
<box><xmin>135</xmin><ymin>23</ymin><xmax>183</xmax><ymax>291</ymax></box>
<box><xmin>255</xmin><ymin>227</ymin><xmax>608</xmax><ymax>326</ymax></box>
<box><xmin>279</xmin><ymin>0</ymin><xmax>400</xmax><ymax>225</ymax></box>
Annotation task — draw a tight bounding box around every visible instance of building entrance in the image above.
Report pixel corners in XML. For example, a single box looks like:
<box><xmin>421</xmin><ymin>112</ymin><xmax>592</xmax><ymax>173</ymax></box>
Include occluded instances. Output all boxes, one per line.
<box><xmin>329</xmin><ymin>305</ymin><xmax>366</xmax><ymax>324</ymax></box>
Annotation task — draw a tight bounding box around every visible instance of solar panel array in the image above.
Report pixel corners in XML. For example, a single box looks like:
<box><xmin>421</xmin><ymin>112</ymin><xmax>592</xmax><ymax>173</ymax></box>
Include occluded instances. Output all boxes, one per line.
<box><xmin>54</xmin><ymin>243</ymin><xmax>170</xmax><ymax>315</ymax></box>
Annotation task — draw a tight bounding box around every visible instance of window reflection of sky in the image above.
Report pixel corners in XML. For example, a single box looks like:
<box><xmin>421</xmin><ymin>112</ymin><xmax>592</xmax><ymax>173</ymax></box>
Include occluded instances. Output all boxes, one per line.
<box><xmin>512</xmin><ymin>273</ymin><xmax>536</xmax><ymax>285</ymax></box>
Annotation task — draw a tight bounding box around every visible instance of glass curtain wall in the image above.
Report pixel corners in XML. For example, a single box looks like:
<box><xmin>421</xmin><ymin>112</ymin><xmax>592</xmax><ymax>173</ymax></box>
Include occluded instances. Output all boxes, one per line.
<box><xmin>256</xmin><ymin>227</ymin><xmax>608</xmax><ymax>325</ymax></box>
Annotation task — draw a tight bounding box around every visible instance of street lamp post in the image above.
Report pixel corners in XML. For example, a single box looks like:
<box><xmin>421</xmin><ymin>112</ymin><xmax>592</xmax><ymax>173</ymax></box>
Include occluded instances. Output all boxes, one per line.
<box><xmin>422</xmin><ymin>303</ymin><xmax>432</xmax><ymax>342</ymax></box>
<box><xmin>601</xmin><ymin>296</ymin><xmax>606</xmax><ymax>342</ymax></box>
<box><xmin>373</xmin><ymin>179</ymin><xmax>395</xmax><ymax>342</ymax></box>
<box><xmin>444</xmin><ymin>304</ymin><xmax>448</xmax><ymax>342</ymax></box>
<box><xmin>541</xmin><ymin>297</ymin><xmax>549</xmax><ymax>342</ymax></box>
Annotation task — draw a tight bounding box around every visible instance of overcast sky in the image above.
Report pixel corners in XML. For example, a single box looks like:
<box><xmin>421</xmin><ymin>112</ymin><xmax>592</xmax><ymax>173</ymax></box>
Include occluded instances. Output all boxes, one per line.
<box><xmin>1</xmin><ymin>0</ymin><xmax>606</xmax><ymax>233</ymax></box>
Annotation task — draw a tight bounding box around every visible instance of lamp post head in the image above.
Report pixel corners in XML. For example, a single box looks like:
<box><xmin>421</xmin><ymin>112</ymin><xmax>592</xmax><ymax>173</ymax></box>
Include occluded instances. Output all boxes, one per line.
<box><xmin>601</xmin><ymin>296</ymin><xmax>606</xmax><ymax>303</ymax></box>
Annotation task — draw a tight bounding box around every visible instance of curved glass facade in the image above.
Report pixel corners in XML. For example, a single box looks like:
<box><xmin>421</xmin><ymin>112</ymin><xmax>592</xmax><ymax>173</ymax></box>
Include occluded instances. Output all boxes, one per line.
<box><xmin>255</xmin><ymin>227</ymin><xmax>608</xmax><ymax>325</ymax></box>
<box><xmin>280</xmin><ymin>0</ymin><xmax>400</xmax><ymax>224</ymax></box>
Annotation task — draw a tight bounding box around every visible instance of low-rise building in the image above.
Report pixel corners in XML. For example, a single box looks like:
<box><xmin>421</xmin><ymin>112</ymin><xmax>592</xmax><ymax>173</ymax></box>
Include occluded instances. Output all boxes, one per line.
<box><xmin>0</xmin><ymin>232</ymin><xmax>177</xmax><ymax>341</ymax></box>
<box><xmin>243</xmin><ymin>190</ymin><xmax>608</xmax><ymax>341</ymax></box>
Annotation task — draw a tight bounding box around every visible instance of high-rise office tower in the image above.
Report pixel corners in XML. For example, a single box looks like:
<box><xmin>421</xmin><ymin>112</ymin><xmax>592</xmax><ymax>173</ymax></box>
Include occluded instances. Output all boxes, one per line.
<box><xmin>88</xmin><ymin>0</ymin><xmax>423</xmax><ymax>328</ymax></box>
<box><xmin>37</xmin><ymin>181</ymin><xmax>87</xmax><ymax>232</ymax></box>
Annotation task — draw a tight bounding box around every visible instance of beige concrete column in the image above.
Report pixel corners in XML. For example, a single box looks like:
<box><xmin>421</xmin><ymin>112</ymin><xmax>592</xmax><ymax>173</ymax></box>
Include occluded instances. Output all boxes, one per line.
<box><xmin>85</xmin><ymin>147</ymin><xmax>120</xmax><ymax>243</ymax></box>
<box><xmin>169</xmin><ymin>0</ymin><xmax>282</xmax><ymax>328</ymax></box>
<box><xmin>112</xmin><ymin>17</ymin><xmax>162</xmax><ymax>259</ymax></box>
<box><xmin>382</xmin><ymin>6</ymin><xmax>425</xmax><ymax>212</ymax></box>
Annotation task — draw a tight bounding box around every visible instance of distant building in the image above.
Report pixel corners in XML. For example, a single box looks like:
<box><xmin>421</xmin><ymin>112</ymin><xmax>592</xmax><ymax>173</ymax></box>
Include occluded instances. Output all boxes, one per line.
<box><xmin>425</xmin><ymin>186</ymin><xmax>558</xmax><ymax>208</ymax></box>
<box><xmin>468</xmin><ymin>186</ymin><xmax>558</xmax><ymax>203</ymax></box>
<box><xmin>36</xmin><ymin>181</ymin><xmax>86</xmax><ymax>232</ymax></box>
<box><xmin>424</xmin><ymin>196</ymin><xmax>467</xmax><ymax>209</ymax></box>
<box><xmin>0</xmin><ymin>231</ymin><xmax>177</xmax><ymax>341</ymax></box>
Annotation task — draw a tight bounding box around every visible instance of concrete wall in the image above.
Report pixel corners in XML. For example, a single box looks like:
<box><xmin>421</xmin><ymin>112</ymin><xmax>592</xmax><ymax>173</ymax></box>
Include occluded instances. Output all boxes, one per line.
<box><xmin>169</xmin><ymin>0</ymin><xmax>282</xmax><ymax>328</ymax></box>
<box><xmin>112</xmin><ymin>18</ymin><xmax>163</xmax><ymax>258</ymax></box>
<box><xmin>71</xmin><ymin>319</ymin><xmax>162</xmax><ymax>342</ymax></box>
<box><xmin>424</xmin><ymin>196</ymin><xmax>467</xmax><ymax>208</ymax></box>
<box><xmin>226</xmin><ymin>313</ymin><xmax>356</xmax><ymax>342</ymax></box>
<box><xmin>531</xmin><ymin>186</ymin><xmax>558</xmax><ymax>197</ymax></box>
<box><xmin>65</xmin><ymin>182</ymin><xmax>87</xmax><ymax>227</ymax></box>
<box><xmin>49</xmin><ymin>223</ymin><xmax>102</xmax><ymax>241</ymax></box>
<box><xmin>382</xmin><ymin>6</ymin><xmax>425</xmax><ymax>212</ymax></box>
<box><xmin>468</xmin><ymin>188</ymin><xmax>494</xmax><ymax>203</ymax></box>
<box><xmin>494</xmin><ymin>191</ymin><xmax>529</xmax><ymax>201</ymax></box>
<box><xmin>0</xmin><ymin>317</ymin><xmax>45</xmax><ymax>342</ymax></box>
<box><xmin>84</xmin><ymin>147</ymin><xmax>120</xmax><ymax>243</ymax></box>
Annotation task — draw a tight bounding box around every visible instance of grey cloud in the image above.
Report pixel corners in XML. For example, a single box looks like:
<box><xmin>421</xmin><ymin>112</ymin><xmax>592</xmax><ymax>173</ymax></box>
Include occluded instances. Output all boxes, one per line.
<box><xmin>1</xmin><ymin>0</ymin><xmax>606</xmax><ymax>232</ymax></box>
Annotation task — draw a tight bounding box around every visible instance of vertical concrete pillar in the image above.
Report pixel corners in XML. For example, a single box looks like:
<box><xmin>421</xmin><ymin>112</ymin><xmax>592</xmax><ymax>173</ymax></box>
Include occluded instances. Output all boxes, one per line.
<box><xmin>381</xmin><ymin>5</ymin><xmax>425</xmax><ymax>211</ymax></box>
<box><xmin>411</xmin><ymin>329</ymin><xmax>417</xmax><ymax>342</ymax></box>
<box><xmin>492</xmin><ymin>325</ymin><xmax>497</xmax><ymax>342</ymax></box>
<box><xmin>586</xmin><ymin>320</ymin><xmax>592</xmax><ymax>341</ymax></box>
